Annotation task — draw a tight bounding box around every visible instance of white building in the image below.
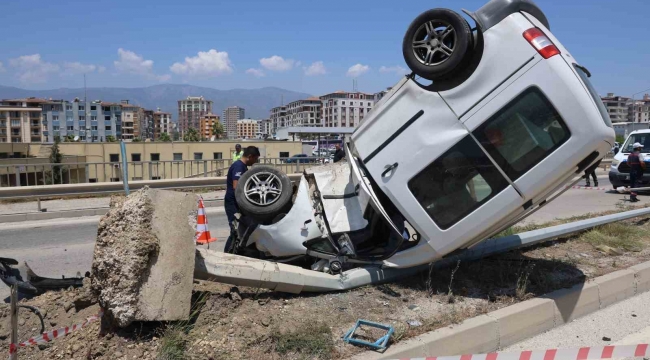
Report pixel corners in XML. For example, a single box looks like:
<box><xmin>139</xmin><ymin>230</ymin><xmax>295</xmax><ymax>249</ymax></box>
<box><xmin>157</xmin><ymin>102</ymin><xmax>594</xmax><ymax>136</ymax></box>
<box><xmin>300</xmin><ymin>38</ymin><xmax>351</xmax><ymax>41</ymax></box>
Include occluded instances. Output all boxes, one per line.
<box><xmin>601</xmin><ymin>93</ymin><xmax>631</xmax><ymax>123</ymax></box>
<box><xmin>236</xmin><ymin>119</ymin><xmax>260</xmax><ymax>139</ymax></box>
<box><xmin>259</xmin><ymin>119</ymin><xmax>272</xmax><ymax>138</ymax></box>
<box><xmin>222</xmin><ymin>106</ymin><xmax>245</xmax><ymax>139</ymax></box>
<box><xmin>270</xmin><ymin>105</ymin><xmax>286</xmax><ymax>134</ymax></box>
<box><xmin>285</xmin><ymin>97</ymin><xmax>322</xmax><ymax>127</ymax></box>
<box><xmin>320</xmin><ymin>91</ymin><xmax>375</xmax><ymax>128</ymax></box>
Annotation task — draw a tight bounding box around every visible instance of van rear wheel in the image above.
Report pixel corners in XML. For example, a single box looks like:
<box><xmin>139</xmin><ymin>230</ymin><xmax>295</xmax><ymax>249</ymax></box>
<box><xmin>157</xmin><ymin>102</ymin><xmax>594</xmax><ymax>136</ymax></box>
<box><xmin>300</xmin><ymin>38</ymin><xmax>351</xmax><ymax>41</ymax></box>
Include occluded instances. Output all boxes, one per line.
<box><xmin>402</xmin><ymin>9</ymin><xmax>472</xmax><ymax>81</ymax></box>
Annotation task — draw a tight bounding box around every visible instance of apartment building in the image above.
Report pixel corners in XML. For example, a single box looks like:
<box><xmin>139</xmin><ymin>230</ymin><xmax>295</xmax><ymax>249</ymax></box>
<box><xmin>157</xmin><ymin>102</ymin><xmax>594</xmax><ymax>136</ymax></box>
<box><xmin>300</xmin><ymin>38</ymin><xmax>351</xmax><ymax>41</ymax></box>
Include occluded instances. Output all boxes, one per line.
<box><xmin>0</xmin><ymin>106</ymin><xmax>42</xmax><ymax>143</ymax></box>
<box><xmin>199</xmin><ymin>113</ymin><xmax>220</xmax><ymax>140</ymax></box>
<box><xmin>320</xmin><ymin>91</ymin><xmax>375</xmax><ymax>128</ymax></box>
<box><xmin>270</xmin><ymin>106</ymin><xmax>286</xmax><ymax>134</ymax></box>
<box><xmin>285</xmin><ymin>98</ymin><xmax>322</xmax><ymax>127</ymax></box>
<box><xmin>259</xmin><ymin>119</ymin><xmax>272</xmax><ymax>138</ymax></box>
<box><xmin>237</xmin><ymin>119</ymin><xmax>260</xmax><ymax>139</ymax></box>
<box><xmin>121</xmin><ymin>101</ymin><xmax>141</xmax><ymax>141</ymax></box>
<box><xmin>630</xmin><ymin>94</ymin><xmax>650</xmax><ymax>123</ymax></box>
<box><xmin>178</xmin><ymin>96</ymin><xmax>213</xmax><ymax>133</ymax></box>
<box><xmin>38</xmin><ymin>100</ymin><xmax>122</xmax><ymax>142</ymax></box>
<box><xmin>153</xmin><ymin>109</ymin><xmax>172</xmax><ymax>139</ymax></box>
<box><xmin>601</xmin><ymin>93</ymin><xmax>631</xmax><ymax>123</ymax></box>
<box><xmin>222</xmin><ymin>106</ymin><xmax>245</xmax><ymax>139</ymax></box>
<box><xmin>0</xmin><ymin>98</ymin><xmax>52</xmax><ymax>142</ymax></box>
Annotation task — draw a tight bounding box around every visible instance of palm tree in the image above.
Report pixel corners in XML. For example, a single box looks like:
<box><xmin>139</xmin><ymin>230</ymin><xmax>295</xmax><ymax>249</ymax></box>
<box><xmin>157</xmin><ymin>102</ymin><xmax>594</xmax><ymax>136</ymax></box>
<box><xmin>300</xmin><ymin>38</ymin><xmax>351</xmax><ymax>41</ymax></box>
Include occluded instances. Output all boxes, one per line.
<box><xmin>158</xmin><ymin>132</ymin><xmax>171</xmax><ymax>142</ymax></box>
<box><xmin>133</xmin><ymin>137</ymin><xmax>142</xmax><ymax>143</ymax></box>
<box><xmin>106</xmin><ymin>135</ymin><xmax>117</xmax><ymax>142</ymax></box>
<box><xmin>211</xmin><ymin>122</ymin><xmax>225</xmax><ymax>140</ymax></box>
<box><xmin>183</xmin><ymin>128</ymin><xmax>200</xmax><ymax>142</ymax></box>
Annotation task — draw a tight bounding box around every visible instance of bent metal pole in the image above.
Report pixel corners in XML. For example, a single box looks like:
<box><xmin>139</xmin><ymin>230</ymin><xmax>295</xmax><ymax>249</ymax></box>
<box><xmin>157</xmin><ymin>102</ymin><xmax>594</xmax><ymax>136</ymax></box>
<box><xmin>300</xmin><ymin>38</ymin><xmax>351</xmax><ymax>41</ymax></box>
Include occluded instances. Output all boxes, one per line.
<box><xmin>120</xmin><ymin>140</ymin><xmax>130</xmax><ymax>196</ymax></box>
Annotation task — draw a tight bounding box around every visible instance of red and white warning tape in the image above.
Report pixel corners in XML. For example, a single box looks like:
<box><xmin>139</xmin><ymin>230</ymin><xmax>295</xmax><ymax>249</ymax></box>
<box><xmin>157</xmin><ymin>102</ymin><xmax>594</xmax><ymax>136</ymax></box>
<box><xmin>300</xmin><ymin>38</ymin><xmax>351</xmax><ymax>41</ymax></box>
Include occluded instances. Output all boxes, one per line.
<box><xmin>395</xmin><ymin>343</ymin><xmax>650</xmax><ymax>360</ymax></box>
<box><xmin>566</xmin><ymin>186</ymin><xmax>609</xmax><ymax>191</ymax></box>
<box><xmin>7</xmin><ymin>311</ymin><xmax>103</xmax><ymax>359</ymax></box>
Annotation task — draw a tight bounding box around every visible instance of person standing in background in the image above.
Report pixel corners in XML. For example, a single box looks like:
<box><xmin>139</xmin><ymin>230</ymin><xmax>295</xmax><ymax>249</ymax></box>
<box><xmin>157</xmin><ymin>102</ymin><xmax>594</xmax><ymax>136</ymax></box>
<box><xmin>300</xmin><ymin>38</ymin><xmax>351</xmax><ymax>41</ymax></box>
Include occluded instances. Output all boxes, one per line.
<box><xmin>333</xmin><ymin>144</ymin><xmax>345</xmax><ymax>163</ymax></box>
<box><xmin>627</xmin><ymin>142</ymin><xmax>646</xmax><ymax>202</ymax></box>
<box><xmin>232</xmin><ymin>144</ymin><xmax>243</xmax><ymax>162</ymax></box>
<box><xmin>583</xmin><ymin>159</ymin><xmax>601</xmax><ymax>187</ymax></box>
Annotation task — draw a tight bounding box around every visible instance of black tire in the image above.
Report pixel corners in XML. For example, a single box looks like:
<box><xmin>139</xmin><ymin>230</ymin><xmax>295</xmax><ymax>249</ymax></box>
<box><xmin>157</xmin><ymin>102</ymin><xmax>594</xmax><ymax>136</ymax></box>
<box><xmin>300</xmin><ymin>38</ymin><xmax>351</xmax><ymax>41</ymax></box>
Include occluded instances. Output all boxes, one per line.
<box><xmin>235</xmin><ymin>166</ymin><xmax>293</xmax><ymax>222</ymax></box>
<box><xmin>402</xmin><ymin>8</ymin><xmax>472</xmax><ymax>81</ymax></box>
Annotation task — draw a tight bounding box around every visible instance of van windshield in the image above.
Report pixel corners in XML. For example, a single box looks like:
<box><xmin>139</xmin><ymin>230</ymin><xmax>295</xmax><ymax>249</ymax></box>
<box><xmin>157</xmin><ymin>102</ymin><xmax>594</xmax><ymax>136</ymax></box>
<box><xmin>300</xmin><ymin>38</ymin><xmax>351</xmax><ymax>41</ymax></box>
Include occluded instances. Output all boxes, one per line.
<box><xmin>573</xmin><ymin>64</ymin><xmax>612</xmax><ymax>128</ymax></box>
<box><xmin>622</xmin><ymin>133</ymin><xmax>650</xmax><ymax>153</ymax></box>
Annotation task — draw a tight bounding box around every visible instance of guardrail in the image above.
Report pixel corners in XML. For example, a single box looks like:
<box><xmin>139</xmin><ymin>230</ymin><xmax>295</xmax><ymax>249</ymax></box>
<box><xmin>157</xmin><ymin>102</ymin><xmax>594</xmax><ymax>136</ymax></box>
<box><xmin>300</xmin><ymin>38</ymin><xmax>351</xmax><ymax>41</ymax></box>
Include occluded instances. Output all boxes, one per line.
<box><xmin>0</xmin><ymin>174</ymin><xmax>303</xmax><ymax>201</ymax></box>
<box><xmin>0</xmin><ymin>157</ymin><xmax>330</xmax><ymax>187</ymax></box>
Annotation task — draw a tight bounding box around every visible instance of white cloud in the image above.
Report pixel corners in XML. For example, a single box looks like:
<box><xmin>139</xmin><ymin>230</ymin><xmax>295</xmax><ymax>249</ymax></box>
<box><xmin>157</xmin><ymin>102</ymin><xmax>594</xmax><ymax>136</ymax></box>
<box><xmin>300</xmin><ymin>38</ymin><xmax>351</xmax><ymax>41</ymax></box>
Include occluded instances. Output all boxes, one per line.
<box><xmin>9</xmin><ymin>54</ymin><xmax>59</xmax><ymax>84</ymax></box>
<box><xmin>114</xmin><ymin>48</ymin><xmax>153</xmax><ymax>75</ymax></box>
<box><xmin>260</xmin><ymin>55</ymin><xmax>295</xmax><ymax>72</ymax></box>
<box><xmin>98</xmin><ymin>66</ymin><xmax>106</xmax><ymax>73</ymax></box>
<box><xmin>304</xmin><ymin>61</ymin><xmax>326</xmax><ymax>76</ymax></box>
<box><xmin>170</xmin><ymin>49</ymin><xmax>233</xmax><ymax>76</ymax></box>
<box><xmin>0</xmin><ymin>62</ymin><xmax>5</xmax><ymax>72</ymax></box>
<box><xmin>246</xmin><ymin>68</ymin><xmax>265</xmax><ymax>77</ymax></box>
<box><xmin>379</xmin><ymin>65</ymin><xmax>409</xmax><ymax>75</ymax></box>
<box><xmin>346</xmin><ymin>63</ymin><xmax>370</xmax><ymax>77</ymax></box>
<box><xmin>63</xmin><ymin>62</ymin><xmax>99</xmax><ymax>75</ymax></box>
<box><xmin>114</xmin><ymin>48</ymin><xmax>170</xmax><ymax>82</ymax></box>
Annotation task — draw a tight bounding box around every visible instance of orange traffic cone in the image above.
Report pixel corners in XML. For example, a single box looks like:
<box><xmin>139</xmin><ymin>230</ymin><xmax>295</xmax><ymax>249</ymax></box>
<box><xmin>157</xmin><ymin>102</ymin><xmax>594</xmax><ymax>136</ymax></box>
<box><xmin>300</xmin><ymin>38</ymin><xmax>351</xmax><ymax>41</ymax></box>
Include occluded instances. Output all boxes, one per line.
<box><xmin>196</xmin><ymin>197</ymin><xmax>216</xmax><ymax>246</ymax></box>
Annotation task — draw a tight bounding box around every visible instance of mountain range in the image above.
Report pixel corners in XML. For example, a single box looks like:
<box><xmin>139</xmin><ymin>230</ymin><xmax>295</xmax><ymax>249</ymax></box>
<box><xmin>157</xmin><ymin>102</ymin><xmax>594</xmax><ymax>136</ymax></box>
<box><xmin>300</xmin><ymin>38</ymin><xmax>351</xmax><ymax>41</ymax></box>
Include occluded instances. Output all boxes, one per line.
<box><xmin>0</xmin><ymin>84</ymin><xmax>312</xmax><ymax>120</ymax></box>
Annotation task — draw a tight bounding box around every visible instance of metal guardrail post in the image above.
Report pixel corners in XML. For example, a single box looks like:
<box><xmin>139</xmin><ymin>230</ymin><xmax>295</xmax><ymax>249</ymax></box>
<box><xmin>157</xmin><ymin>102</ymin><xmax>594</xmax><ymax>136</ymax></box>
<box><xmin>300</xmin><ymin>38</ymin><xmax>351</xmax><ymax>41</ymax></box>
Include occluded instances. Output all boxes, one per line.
<box><xmin>85</xmin><ymin>164</ymin><xmax>89</xmax><ymax>183</ymax></box>
<box><xmin>120</xmin><ymin>141</ymin><xmax>130</xmax><ymax>195</ymax></box>
<box><xmin>204</xmin><ymin>161</ymin><xmax>208</xmax><ymax>178</ymax></box>
<box><xmin>148</xmin><ymin>162</ymin><xmax>153</xmax><ymax>180</ymax></box>
<box><xmin>14</xmin><ymin>166</ymin><xmax>19</xmax><ymax>187</ymax></box>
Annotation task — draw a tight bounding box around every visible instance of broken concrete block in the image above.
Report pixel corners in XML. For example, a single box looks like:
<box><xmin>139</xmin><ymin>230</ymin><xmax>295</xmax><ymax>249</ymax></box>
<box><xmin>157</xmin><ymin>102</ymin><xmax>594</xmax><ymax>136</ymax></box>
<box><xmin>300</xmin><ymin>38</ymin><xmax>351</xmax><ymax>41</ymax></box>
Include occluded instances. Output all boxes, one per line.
<box><xmin>91</xmin><ymin>187</ymin><xmax>198</xmax><ymax>327</ymax></box>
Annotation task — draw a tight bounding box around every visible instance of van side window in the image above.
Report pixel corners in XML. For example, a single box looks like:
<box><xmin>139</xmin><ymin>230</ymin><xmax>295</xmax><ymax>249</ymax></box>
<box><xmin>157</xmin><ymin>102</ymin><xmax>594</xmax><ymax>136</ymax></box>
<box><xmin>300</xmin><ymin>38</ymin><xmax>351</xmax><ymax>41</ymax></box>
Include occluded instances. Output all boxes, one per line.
<box><xmin>408</xmin><ymin>136</ymin><xmax>509</xmax><ymax>230</ymax></box>
<box><xmin>473</xmin><ymin>88</ymin><xmax>570</xmax><ymax>181</ymax></box>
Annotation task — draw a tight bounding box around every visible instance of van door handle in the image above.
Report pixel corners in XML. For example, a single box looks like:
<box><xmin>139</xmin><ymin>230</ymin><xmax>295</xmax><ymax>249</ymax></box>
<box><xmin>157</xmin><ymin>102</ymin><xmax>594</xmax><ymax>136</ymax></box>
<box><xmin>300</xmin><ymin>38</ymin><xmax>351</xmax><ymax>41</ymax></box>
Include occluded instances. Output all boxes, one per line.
<box><xmin>381</xmin><ymin>163</ymin><xmax>399</xmax><ymax>177</ymax></box>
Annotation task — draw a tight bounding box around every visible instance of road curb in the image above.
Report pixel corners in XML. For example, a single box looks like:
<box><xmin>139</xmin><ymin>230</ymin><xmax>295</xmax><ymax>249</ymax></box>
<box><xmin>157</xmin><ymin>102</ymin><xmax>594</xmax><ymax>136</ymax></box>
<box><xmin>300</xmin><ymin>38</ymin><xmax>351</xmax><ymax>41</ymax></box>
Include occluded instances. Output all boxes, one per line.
<box><xmin>0</xmin><ymin>199</ymin><xmax>224</xmax><ymax>224</ymax></box>
<box><xmin>351</xmin><ymin>261</ymin><xmax>650</xmax><ymax>360</ymax></box>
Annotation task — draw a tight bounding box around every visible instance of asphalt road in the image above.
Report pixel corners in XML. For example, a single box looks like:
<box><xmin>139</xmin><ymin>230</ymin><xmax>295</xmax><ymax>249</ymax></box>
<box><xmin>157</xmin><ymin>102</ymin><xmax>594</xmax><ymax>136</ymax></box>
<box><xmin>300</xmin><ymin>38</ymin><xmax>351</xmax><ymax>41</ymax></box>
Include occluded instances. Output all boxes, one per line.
<box><xmin>1</xmin><ymin>174</ymin><xmax>645</xmax><ymax>302</ymax></box>
<box><xmin>0</xmin><ymin>209</ymin><xmax>228</xmax><ymax>301</ymax></box>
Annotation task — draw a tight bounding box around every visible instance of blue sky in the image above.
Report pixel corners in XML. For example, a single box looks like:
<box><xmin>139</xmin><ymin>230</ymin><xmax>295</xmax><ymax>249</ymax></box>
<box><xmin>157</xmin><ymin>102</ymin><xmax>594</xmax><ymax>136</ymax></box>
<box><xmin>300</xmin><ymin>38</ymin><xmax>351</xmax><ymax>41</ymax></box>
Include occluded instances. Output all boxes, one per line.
<box><xmin>0</xmin><ymin>0</ymin><xmax>649</xmax><ymax>97</ymax></box>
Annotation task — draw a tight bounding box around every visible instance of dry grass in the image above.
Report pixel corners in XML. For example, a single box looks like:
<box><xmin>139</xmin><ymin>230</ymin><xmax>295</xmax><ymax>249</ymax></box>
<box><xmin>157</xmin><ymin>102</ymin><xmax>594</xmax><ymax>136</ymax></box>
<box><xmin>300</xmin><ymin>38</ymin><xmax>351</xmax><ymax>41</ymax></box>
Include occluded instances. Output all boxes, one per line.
<box><xmin>271</xmin><ymin>321</ymin><xmax>334</xmax><ymax>360</ymax></box>
<box><xmin>577</xmin><ymin>222</ymin><xmax>644</xmax><ymax>252</ymax></box>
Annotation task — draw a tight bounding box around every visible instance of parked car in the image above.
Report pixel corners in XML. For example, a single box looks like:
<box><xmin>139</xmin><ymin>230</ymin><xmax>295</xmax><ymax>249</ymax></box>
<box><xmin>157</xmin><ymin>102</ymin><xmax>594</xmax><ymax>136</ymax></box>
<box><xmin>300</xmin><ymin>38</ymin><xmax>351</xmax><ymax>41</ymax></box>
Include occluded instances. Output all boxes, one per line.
<box><xmin>284</xmin><ymin>154</ymin><xmax>316</xmax><ymax>164</ymax></box>
<box><xmin>227</xmin><ymin>0</ymin><xmax>614</xmax><ymax>273</ymax></box>
<box><xmin>609</xmin><ymin>130</ymin><xmax>650</xmax><ymax>189</ymax></box>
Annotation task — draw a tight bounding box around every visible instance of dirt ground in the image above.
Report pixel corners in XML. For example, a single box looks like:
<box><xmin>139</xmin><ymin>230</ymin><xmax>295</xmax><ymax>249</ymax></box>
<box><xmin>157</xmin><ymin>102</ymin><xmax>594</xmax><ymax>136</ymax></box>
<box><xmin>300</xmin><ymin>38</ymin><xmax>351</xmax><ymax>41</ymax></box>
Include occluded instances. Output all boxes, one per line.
<box><xmin>3</xmin><ymin>209</ymin><xmax>650</xmax><ymax>360</ymax></box>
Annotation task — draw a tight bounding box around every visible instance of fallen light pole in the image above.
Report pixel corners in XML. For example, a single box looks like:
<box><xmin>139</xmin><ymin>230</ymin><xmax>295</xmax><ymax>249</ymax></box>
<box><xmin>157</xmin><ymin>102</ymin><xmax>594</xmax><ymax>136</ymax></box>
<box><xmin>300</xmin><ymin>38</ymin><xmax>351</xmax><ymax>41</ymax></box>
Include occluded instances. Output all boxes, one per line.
<box><xmin>194</xmin><ymin>206</ymin><xmax>650</xmax><ymax>294</ymax></box>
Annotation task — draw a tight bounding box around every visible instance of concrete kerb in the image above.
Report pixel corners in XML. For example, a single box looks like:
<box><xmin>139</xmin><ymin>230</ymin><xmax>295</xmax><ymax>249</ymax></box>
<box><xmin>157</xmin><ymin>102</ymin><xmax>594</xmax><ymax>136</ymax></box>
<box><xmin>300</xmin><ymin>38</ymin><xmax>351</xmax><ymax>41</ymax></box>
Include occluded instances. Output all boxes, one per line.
<box><xmin>350</xmin><ymin>260</ymin><xmax>650</xmax><ymax>360</ymax></box>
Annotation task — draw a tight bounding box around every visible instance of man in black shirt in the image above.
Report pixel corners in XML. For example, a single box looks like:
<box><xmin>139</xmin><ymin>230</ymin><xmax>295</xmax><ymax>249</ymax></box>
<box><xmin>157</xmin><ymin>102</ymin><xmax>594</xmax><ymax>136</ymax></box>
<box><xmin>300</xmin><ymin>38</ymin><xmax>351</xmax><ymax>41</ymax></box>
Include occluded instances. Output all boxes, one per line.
<box><xmin>224</xmin><ymin>146</ymin><xmax>260</xmax><ymax>252</ymax></box>
<box><xmin>333</xmin><ymin>144</ymin><xmax>345</xmax><ymax>163</ymax></box>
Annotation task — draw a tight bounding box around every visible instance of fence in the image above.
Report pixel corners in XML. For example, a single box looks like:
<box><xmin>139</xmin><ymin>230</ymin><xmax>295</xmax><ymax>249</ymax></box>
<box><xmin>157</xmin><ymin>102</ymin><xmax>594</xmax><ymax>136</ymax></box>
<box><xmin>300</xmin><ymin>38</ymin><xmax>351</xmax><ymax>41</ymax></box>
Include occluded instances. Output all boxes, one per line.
<box><xmin>0</xmin><ymin>157</ymin><xmax>331</xmax><ymax>187</ymax></box>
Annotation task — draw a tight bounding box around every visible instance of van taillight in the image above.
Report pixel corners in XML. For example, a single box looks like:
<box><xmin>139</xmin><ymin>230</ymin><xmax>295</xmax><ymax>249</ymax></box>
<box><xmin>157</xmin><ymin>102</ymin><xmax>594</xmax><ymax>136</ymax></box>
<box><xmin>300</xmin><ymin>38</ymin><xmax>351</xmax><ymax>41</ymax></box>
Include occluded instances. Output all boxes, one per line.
<box><xmin>523</xmin><ymin>28</ymin><xmax>560</xmax><ymax>59</ymax></box>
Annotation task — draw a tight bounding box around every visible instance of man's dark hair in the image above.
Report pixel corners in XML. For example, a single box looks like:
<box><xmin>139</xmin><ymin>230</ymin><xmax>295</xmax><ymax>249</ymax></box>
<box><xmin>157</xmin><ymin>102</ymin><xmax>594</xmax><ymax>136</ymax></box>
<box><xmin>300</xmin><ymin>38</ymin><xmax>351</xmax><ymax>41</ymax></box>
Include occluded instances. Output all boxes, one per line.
<box><xmin>235</xmin><ymin>144</ymin><xmax>241</xmax><ymax>148</ymax></box>
<box><xmin>243</xmin><ymin>146</ymin><xmax>260</xmax><ymax>157</ymax></box>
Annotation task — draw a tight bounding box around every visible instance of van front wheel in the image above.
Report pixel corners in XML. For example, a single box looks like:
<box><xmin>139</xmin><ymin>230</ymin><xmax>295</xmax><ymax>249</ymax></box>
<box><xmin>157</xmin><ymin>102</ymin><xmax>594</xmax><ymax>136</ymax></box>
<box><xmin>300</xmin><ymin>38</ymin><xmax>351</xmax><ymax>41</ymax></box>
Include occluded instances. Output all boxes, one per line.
<box><xmin>402</xmin><ymin>9</ymin><xmax>472</xmax><ymax>81</ymax></box>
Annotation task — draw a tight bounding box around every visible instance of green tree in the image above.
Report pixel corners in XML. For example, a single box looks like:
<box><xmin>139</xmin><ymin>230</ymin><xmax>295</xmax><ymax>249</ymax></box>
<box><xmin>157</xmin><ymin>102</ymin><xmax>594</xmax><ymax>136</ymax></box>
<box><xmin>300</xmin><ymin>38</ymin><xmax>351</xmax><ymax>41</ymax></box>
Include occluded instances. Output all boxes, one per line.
<box><xmin>158</xmin><ymin>132</ymin><xmax>172</xmax><ymax>142</ymax></box>
<box><xmin>106</xmin><ymin>135</ymin><xmax>117</xmax><ymax>143</ymax></box>
<box><xmin>616</xmin><ymin>135</ymin><xmax>625</xmax><ymax>144</ymax></box>
<box><xmin>183</xmin><ymin>128</ymin><xmax>200</xmax><ymax>142</ymax></box>
<box><xmin>133</xmin><ymin>137</ymin><xmax>142</xmax><ymax>143</ymax></box>
<box><xmin>65</xmin><ymin>135</ymin><xmax>75</xmax><ymax>142</ymax></box>
<box><xmin>211</xmin><ymin>122</ymin><xmax>225</xmax><ymax>140</ymax></box>
<box><xmin>45</xmin><ymin>137</ymin><xmax>64</xmax><ymax>185</ymax></box>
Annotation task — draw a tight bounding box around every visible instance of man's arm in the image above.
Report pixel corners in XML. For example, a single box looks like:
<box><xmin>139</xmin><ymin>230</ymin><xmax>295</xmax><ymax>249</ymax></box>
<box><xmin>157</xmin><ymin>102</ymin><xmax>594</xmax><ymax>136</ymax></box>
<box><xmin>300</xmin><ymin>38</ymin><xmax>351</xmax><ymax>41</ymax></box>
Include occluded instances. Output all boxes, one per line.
<box><xmin>233</xmin><ymin>180</ymin><xmax>238</xmax><ymax>189</ymax></box>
